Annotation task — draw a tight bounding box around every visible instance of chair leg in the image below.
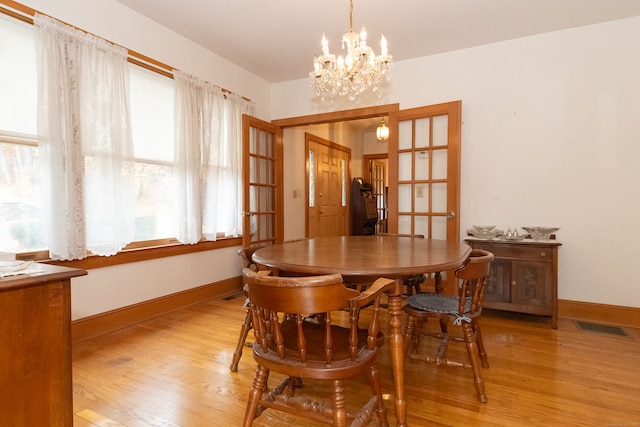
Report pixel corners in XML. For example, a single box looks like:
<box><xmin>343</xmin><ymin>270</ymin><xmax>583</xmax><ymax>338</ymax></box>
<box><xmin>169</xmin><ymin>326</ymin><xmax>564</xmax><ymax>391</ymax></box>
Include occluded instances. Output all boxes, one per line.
<box><xmin>230</xmin><ymin>305</ymin><xmax>253</xmax><ymax>372</ymax></box>
<box><xmin>243</xmin><ymin>365</ymin><xmax>269</xmax><ymax>426</ymax></box>
<box><xmin>474</xmin><ymin>322</ymin><xmax>489</xmax><ymax>368</ymax></box>
<box><xmin>462</xmin><ymin>322</ymin><xmax>488</xmax><ymax>403</ymax></box>
<box><xmin>368</xmin><ymin>363</ymin><xmax>389</xmax><ymax>427</ymax></box>
<box><xmin>410</xmin><ymin>317</ymin><xmax>426</xmax><ymax>356</ymax></box>
<box><xmin>439</xmin><ymin>318</ymin><xmax>448</xmax><ymax>334</ymax></box>
<box><xmin>331</xmin><ymin>379</ymin><xmax>347</xmax><ymax>427</ymax></box>
<box><xmin>403</xmin><ymin>315</ymin><xmax>416</xmax><ymax>356</ymax></box>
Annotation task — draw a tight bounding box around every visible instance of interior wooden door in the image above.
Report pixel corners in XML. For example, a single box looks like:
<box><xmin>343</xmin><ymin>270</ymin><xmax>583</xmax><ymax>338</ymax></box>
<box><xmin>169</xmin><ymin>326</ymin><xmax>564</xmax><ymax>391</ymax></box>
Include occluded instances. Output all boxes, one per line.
<box><xmin>241</xmin><ymin>115</ymin><xmax>283</xmax><ymax>247</ymax></box>
<box><xmin>306</xmin><ymin>133</ymin><xmax>350</xmax><ymax>238</ymax></box>
<box><xmin>387</xmin><ymin>100</ymin><xmax>462</xmax><ymax>293</ymax></box>
<box><xmin>364</xmin><ymin>154</ymin><xmax>388</xmax><ymax>234</ymax></box>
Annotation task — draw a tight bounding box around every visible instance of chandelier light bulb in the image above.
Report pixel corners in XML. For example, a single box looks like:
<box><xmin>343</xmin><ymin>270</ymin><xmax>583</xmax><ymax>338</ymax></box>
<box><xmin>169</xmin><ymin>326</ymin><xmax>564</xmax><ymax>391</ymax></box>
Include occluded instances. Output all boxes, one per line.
<box><xmin>360</xmin><ymin>26</ymin><xmax>367</xmax><ymax>44</ymax></box>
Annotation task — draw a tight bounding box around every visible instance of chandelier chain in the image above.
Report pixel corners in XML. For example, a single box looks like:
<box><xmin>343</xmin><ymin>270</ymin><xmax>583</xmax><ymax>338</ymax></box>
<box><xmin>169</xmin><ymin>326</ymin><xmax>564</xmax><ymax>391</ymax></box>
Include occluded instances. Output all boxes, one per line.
<box><xmin>349</xmin><ymin>0</ymin><xmax>353</xmax><ymax>32</ymax></box>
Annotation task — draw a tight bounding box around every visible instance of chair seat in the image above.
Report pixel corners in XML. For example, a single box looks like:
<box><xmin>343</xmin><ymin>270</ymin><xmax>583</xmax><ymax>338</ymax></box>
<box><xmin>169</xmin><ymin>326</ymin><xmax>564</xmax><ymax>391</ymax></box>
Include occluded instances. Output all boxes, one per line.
<box><xmin>406</xmin><ymin>292</ymin><xmax>472</xmax><ymax>316</ymax></box>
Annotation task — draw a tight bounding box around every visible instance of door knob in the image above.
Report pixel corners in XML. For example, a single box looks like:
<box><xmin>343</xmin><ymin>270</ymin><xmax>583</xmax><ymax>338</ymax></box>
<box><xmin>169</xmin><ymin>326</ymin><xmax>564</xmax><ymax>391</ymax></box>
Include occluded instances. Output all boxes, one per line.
<box><xmin>447</xmin><ymin>211</ymin><xmax>456</xmax><ymax>219</ymax></box>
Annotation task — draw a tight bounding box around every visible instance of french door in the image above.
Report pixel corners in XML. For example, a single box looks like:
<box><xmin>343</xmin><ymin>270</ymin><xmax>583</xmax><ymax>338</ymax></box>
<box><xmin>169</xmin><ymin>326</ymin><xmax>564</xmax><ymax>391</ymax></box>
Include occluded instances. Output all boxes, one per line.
<box><xmin>241</xmin><ymin>115</ymin><xmax>283</xmax><ymax>248</ymax></box>
<box><xmin>388</xmin><ymin>100</ymin><xmax>462</xmax><ymax>293</ymax></box>
<box><xmin>243</xmin><ymin>101</ymin><xmax>462</xmax><ymax>291</ymax></box>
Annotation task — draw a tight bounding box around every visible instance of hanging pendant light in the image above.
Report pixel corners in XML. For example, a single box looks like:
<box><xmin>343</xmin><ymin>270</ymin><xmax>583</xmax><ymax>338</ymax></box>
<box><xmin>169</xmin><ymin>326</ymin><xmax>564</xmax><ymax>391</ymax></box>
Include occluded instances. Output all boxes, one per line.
<box><xmin>376</xmin><ymin>118</ymin><xmax>389</xmax><ymax>141</ymax></box>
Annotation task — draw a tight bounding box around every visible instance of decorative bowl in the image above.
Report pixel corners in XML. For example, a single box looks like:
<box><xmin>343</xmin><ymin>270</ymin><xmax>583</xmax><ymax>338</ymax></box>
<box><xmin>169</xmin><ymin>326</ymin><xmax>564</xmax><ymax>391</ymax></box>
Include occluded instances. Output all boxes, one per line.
<box><xmin>468</xmin><ymin>225</ymin><xmax>501</xmax><ymax>239</ymax></box>
<box><xmin>522</xmin><ymin>227</ymin><xmax>559</xmax><ymax>241</ymax></box>
<box><xmin>472</xmin><ymin>225</ymin><xmax>496</xmax><ymax>233</ymax></box>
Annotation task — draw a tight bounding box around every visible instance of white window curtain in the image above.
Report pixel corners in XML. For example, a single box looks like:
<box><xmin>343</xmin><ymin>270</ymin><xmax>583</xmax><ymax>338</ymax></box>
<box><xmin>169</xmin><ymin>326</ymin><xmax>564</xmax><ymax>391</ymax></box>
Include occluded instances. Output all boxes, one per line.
<box><xmin>173</xmin><ymin>70</ymin><xmax>255</xmax><ymax>244</ymax></box>
<box><xmin>34</xmin><ymin>14</ymin><xmax>135</xmax><ymax>260</ymax></box>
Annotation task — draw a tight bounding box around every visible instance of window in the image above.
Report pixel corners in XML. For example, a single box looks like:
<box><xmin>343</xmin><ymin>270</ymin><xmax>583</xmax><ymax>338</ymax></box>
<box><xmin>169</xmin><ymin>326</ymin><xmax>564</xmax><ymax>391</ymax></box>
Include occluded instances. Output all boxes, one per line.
<box><xmin>0</xmin><ymin>14</ymin><xmax>42</xmax><ymax>254</ymax></box>
<box><xmin>129</xmin><ymin>64</ymin><xmax>176</xmax><ymax>241</ymax></box>
<box><xmin>0</xmin><ymin>11</ymin><xmax>251</xmax><ymax>259</ymax></box>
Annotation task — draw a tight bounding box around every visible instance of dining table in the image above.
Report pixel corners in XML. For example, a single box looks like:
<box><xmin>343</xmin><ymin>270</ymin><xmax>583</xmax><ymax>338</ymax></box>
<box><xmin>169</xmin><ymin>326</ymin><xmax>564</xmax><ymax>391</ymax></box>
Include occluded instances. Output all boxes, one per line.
<box><xmin>252</xmin><ymin>235</ymin><xmax>472</xmax><ymax>427</ymax></box>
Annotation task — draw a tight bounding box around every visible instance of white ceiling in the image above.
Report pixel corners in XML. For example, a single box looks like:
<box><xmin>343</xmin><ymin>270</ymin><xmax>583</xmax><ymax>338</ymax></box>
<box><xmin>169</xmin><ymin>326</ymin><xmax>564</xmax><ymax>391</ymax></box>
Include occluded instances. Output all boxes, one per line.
<box><xmin>114</xmin><ymin>0</ymin><xmax>640</xmax><ymax>83</ymax></box>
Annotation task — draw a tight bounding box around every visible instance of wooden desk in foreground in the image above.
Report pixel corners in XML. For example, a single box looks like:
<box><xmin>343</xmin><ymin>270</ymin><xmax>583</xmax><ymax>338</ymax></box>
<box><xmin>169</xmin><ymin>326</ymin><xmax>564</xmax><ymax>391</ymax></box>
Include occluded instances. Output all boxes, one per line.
<box><xmin>1</xmin><ymin>264</ymin><xmax>87</xmax><ymax>427</ymax></box>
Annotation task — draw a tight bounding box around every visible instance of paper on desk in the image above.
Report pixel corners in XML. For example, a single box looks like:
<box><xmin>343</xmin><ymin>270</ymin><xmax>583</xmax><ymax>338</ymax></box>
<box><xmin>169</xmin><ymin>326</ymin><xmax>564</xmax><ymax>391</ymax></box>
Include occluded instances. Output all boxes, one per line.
<box><xmin>0</xmin><ymin>261</ymin><xmax>46</xmax><ymax>278</ymax></box>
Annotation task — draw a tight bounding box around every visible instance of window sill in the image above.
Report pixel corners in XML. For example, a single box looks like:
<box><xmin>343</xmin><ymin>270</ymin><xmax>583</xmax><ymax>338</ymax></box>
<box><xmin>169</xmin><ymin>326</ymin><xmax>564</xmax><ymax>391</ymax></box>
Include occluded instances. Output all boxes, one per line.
<box><xmin>46</xmin><ymin>237</ymin><xmax>242</xmax><ymax>270</ymax></box>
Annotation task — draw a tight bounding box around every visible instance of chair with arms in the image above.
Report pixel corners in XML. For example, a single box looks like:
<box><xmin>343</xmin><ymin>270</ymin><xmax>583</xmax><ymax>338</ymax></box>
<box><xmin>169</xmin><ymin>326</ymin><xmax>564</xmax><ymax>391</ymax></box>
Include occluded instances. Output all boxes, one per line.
<box><xmin>402</xmin><ymin>249</ymin><xmax>494</xmax><ymax>402</ymax></box>
<box><xmin>241</xmin><ymin>268</ymin><xmax>396</xmax><ymax>427</ymax></box>
<box><xmin>229</xmin><ymin>246</ymin><xmax>264</xmax><ymax>372</ymax></box>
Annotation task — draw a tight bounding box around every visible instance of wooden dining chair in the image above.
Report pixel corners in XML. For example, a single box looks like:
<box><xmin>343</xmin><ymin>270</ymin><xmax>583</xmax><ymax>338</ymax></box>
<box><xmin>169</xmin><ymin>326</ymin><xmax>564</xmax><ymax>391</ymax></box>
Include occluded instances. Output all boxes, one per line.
<box><xmin>229</xmin><ymin>246</ymin><xmax>264</xmax><ymax>372</ymax></box>
<box><xmin>241</xmin><ymin>268</ymin><xmax>396</xmax><ymax>427</ymax></box>
<box><xmin>402</xmin><ymin>249</ymin><xmax>494</xmax><ymax>402</ymax></box>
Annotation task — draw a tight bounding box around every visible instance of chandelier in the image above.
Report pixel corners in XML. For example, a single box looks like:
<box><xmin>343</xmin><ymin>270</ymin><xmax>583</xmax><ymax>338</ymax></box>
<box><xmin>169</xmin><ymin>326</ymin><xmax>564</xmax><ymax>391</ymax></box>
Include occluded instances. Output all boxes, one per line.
<box><xmin>310</xmin><ymin>0</ymin><xmax>392</xmax><ymax>102</ymax></box>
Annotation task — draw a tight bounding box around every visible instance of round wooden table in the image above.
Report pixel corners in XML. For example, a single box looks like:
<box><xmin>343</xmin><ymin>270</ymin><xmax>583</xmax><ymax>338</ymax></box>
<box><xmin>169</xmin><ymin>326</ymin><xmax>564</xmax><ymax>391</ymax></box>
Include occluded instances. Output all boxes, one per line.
<box><xmin>253</xmin><ymin>235</ymin><xmax>471</xmax><ymax>427</ymax></box>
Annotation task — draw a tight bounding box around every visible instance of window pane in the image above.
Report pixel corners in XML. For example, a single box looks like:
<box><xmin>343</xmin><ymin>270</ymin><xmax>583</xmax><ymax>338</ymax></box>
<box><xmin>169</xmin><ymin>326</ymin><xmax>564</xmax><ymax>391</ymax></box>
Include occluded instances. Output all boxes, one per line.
<box><xmin>415</xmin><ymin>117</ymin><xmax>430</xmax><ymax>149</ymax></box>
<box><xmin>432</xmin><ymin>216</ymin><xmax>447</xmax><ymax>239</ymax></box>
<box><xmin>0</xmin><ymin>142</ymin><xmax>44</xmax><ymax>252</ymax></box>
<box><xmin>432</xmin><ymin>183</ymin><xmax>447</xmax><ymax>212</ymax></box>
<box><xmin>414</xmin><ymin>184</ymin><xmax>429</xmax><ymax>213</ymax></box>
<box><xmin>398</xmin><ymin>215</ymin><xmax>412</xmax><ymax>234</ymax></box>
<box><xmin>433</xmin><ymin>115</ymin><xmax>448</xmax><ymax>147</ymax></box>
<box><xmin>414</xmin><ymin>150</ymin><xmax>429</xmax><ymax>180</ymax></box>
<box><xmin>398</xmin><ymin>184</ymin><xmax>412</xmax><ymax>212</ymax></box>
<box><xmin>309</xmin><ymin>149</ymin><xmax>315</xmax><ymax>207</ymax></box>
<box><xmin>398</xmin><ymin>121</ymin><xmax>412</xmax><ymax>150</ymax></box>
<box><xmin>0</xmin><ymin>15</ymin><xmax>36</xmax><ymax>135</ymax></box>
<box><xmin>133</xmin><ymin>162</ymin><xmax>174</xmax><ymax>241</ymax></box>
<box><xmin>432</xmin><ymin>148</ymin><xmax>447</xmax><ymax>180</ymax></box>
<box><xmin>129</xmin><ymin>64</ymin><xmax>175</xmax><ymax>240</ymax></box>
<box><xmin>414</xmin><ymin>215</ymin><xmax>429</xmax><ymax>237</ymax></box>
<box><xmin>129</xmin><ymin>65</ymin><xmax>174</xmax><ymax>162</ymax></box>
<box><xmin>341</xmin><ymin>159</ymin><xmax>346</xmax><ymax>206</ymax></box>
<box><xmin>398</xmin><ymin>152</ymin><xmax>412</xmax><ymax>181</ymax></box>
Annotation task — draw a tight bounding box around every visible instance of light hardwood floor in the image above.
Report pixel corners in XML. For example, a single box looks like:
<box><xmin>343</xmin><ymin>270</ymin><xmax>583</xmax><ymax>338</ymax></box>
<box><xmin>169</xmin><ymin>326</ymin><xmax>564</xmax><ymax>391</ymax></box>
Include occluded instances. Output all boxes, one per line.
<box><xmin>72</xmin><ymin>292</ymin><xmax>640</xmax><ymax>426</ymax></box>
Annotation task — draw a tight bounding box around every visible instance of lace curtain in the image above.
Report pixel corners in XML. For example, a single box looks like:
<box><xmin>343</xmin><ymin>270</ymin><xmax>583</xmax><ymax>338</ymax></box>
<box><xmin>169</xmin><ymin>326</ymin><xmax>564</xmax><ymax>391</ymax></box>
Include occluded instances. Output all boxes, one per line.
<box><xmin>173</xmin><ymin>70</ymin><xmax>255</xmax><ymax>244</ymax></box>
<box><xmin>34</xmin><ymin>14</ymin><xmax>135</xmax><ymax>260</ymax></box>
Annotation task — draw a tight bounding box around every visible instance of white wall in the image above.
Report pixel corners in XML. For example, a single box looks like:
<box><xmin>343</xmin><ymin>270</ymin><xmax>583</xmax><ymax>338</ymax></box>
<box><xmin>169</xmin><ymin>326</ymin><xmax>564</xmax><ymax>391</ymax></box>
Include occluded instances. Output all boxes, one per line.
<box><xmin>273</xmin><ymin>17</ymin><xmax>640</xmax><ymax>308</ymax></box>
<box><xmin>19</xmin><ymin>0</ymin><xmax>273</xmax><ymax>320</ymax></box>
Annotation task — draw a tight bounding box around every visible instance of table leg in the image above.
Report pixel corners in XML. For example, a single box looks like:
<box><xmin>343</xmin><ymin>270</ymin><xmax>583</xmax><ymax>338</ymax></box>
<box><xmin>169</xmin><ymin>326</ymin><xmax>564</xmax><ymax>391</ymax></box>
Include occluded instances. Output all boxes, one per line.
<box><xmin>387</xmin><ymin>281</ymin><xmax>407</xmax><ymax>427</ymax></box>
<box><xmin>434</xmin><ymin>271</ymin><xmax>443</xmax><ymax>293</ymax></box>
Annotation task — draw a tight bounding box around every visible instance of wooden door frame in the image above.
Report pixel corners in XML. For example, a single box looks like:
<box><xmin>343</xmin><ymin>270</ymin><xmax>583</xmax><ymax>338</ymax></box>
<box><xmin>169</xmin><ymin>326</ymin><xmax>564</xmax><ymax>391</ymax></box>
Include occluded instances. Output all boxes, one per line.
<box><xmin>273</xmin><ymin>104</ymin><xmax>400</xmax><ymax>238</ymax></box>
<box><xmin>363</xmin><ymin>154</ymin><xmax>389</xmax><ymax>234</ymax></box>
<box><xmin>363</xmin><ymin>153</ymin><xmax>388</xmax><ymax>185</ymax></box>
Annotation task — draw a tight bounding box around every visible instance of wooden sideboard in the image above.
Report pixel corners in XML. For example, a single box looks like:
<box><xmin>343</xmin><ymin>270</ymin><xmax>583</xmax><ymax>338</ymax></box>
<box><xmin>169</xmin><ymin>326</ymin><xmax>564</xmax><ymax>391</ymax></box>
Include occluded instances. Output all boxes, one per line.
<box><xmin>465</xmin><ymin>238</ymin><xmax>561</xmax><ymax>328</ymax></box>
<box><xmin>0</xmin><ymin>264</ymin><xmax>87</xmax><ymax>426</ymax></box>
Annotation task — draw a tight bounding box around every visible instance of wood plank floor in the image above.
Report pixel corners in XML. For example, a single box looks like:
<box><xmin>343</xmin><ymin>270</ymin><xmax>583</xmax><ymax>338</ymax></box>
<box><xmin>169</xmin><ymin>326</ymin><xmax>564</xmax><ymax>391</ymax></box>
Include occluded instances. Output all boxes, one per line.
<box><xmin>72</xmin><ymin>292</ymin><xmax>640</xmax><ymax>426</ymax></box>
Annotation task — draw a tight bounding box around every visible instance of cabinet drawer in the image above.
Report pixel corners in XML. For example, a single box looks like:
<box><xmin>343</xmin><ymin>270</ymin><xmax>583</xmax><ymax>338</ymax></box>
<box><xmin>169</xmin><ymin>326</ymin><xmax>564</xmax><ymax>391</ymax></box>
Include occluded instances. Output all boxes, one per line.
<box><xmin>468</xmin><ymin>241</ymin><xmax>554</xmax><ymax>261</ymax></box>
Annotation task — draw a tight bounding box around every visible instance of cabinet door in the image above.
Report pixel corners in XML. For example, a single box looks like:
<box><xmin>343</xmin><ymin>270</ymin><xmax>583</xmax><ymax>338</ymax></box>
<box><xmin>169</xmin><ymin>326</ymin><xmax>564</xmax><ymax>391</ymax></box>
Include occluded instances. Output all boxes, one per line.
<box><xmin>511</xmin><ymin>261</ymin><xmax>552</xmax><ymax>307</ymax></box>
<box><xmin>484</xmin><ymin>259</ymin><xmax>510</xmax><ymax>303</ymax></box>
